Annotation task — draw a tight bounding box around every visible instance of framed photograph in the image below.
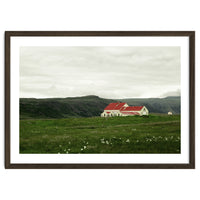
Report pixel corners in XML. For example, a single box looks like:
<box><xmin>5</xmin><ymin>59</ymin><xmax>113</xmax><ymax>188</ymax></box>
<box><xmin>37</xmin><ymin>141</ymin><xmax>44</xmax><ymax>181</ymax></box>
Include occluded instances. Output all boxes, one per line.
<box><xmin>5</xmin><ymin>31</ymin><xmax>195</xmax><ymax>169</ymax></box>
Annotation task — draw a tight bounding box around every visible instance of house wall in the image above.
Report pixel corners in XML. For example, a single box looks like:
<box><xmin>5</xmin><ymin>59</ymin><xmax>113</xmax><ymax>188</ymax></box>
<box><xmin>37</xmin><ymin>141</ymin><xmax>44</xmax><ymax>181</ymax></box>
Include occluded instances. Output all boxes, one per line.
<box><xmin>101</xmin><ymin>110</ymin><xmax>122</xmax><ymax>117</ymax></box>
<box><xmin>121</xmin><ymin>112</ymin><xmax>140</xmax><ymax>116</ymax></box>
<box><xmin>141</xmin><ymin>106</ymin><xmax>149</xmax><ymax>115</ymax></box>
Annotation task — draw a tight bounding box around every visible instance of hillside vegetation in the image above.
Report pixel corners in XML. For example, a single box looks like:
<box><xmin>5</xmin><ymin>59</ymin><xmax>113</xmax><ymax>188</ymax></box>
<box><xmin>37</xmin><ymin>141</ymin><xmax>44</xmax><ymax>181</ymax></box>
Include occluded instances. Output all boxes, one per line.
<box><xmin>20</xmin><ymin>95</ymin><xmax>180</xmax><ymax>119</ymax></box>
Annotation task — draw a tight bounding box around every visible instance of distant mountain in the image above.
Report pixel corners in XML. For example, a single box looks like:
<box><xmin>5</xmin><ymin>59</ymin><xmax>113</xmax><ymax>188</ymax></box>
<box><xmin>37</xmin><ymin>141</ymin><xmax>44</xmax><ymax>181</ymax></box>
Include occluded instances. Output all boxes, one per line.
<box><xmin>116</xmin><ymin>96</ymin><xmax>180</xmax><ymax>114</ymax></box>
<box><xmin>20</xmin><ymin>95</ymin><xmax>180</xmax><ymax>119</ymax></box>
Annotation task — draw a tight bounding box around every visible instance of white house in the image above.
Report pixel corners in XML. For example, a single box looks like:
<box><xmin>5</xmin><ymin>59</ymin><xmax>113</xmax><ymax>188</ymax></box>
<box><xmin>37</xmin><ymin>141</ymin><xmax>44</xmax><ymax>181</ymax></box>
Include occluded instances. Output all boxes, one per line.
<box><xmin>101</xmin><ymin>102</ymin><xmax>149</xmax><ymax>117</ymax></box>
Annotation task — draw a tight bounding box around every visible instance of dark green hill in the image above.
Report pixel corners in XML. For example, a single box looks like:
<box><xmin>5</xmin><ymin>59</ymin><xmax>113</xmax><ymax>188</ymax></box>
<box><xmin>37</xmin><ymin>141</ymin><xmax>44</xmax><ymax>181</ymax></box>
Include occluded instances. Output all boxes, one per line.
<box><xmin>20</xmin><ymin>95</ymin><xmax>115</xmax><ymax>119</ymax></box>
<box><xmin>20</xmin><ymin>95</ymin><xmax>180</xmax><ymax>119</ymax></box>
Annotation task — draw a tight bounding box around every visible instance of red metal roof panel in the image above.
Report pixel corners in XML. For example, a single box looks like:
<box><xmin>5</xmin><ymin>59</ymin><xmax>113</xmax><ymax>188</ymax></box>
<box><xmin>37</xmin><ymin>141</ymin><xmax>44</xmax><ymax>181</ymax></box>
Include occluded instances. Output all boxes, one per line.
<box><xmin>114</xmin><ymin>103</ymin><xmax>126</xmax><ymax>110</ymax></box>
<box><xmin>121</xmin><ymin>106</ymin><xmax>143</xmax><ymax>111</ymax></box>
<box><xmin>104</xmin><ymin>103</ymin><xmax>119</xmax><ymax>110</ymax></box>
<box><xmin>104</xmin><ymin>102</ymin><xmax>126</xmax><ymax>110</ymax></box>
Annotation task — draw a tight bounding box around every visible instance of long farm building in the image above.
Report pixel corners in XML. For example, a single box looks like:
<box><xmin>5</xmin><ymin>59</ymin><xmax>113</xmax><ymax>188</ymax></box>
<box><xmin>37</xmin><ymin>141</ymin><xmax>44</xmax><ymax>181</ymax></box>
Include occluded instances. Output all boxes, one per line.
<box><xmin>101</xmin><ymin>102</ymin><xmax>149</xmax><ymax>117</ymax></box>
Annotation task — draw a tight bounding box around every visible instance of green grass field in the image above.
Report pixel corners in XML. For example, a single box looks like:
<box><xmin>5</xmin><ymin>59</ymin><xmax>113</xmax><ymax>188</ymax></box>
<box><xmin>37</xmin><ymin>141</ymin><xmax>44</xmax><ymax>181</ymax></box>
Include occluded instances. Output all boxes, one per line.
<box><xmin>20</xmin><ymin>114</ymin><xmax>180</xmax><ymax>154</ymax></box>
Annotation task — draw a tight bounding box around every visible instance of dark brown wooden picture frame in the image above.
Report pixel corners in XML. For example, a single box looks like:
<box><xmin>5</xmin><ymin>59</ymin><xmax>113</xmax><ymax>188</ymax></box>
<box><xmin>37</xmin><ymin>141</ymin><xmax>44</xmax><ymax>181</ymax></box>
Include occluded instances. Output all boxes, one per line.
<box><xmin>5</xmin><ymin>31</ymin><xmax>195</xmax><ymax>169</ymax></box>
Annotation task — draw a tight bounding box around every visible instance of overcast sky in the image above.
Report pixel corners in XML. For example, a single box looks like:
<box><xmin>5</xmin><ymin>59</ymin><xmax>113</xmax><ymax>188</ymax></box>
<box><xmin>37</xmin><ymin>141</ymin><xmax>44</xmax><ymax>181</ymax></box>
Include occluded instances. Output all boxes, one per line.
<box><xmin>20</xmin><ymin>46</ymin><xmax>180</xmax><ymax>99</ymax></box>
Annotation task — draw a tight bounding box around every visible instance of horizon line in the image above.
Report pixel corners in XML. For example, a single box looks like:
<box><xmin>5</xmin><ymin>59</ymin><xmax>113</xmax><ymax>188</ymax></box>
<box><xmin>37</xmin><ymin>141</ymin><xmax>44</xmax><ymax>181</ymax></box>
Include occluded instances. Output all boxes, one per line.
<box><xmin>19</xmin><ymin>94</ymin><xmax>181</xmax><ymax>100</ymax></box>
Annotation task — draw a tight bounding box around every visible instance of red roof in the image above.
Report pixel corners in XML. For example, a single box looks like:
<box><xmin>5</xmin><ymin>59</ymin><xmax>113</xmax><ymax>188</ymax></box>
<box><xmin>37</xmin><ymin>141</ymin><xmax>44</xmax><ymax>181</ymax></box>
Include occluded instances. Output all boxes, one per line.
<box><xmin>104</xmin><ymin>102</ymin><xmax>126</xmax><ymax>110</ymax></box>
<box><xmin>121</xmin><ymin>106</ymin><xmax>143</xmax><ymax>111</ymax></box>
<box><xmin>114</xmin><ymin>103</ymin><xmax>126</xmax><ymax>110</ymax></box>
<box><xmin>104</xmin><ymin>103</ymin><xmax>118</xmax><ymax>110</ymax></box>
<box><xmin>121</xmin><ymin>111</ymin><xmax>140</xmax><ymax>115</ymax></box>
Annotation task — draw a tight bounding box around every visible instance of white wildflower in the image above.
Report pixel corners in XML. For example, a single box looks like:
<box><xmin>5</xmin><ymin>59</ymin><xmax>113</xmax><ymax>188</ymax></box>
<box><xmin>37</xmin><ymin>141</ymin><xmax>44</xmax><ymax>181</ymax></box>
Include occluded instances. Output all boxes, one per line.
<box><xmin>126</xmin><ymin>139</ymin><xmax>130</xmax><ymax>143</ymax></box>
<box><xmin>100</xmin><ymin>138</ymin><xmax>105</xmax><ymax>143</ymax></box>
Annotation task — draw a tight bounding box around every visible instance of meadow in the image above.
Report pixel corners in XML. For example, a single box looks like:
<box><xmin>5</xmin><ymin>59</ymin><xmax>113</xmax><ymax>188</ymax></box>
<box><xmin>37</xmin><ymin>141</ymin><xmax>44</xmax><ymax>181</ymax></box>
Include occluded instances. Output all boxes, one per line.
<box><xmin>20</xmin><ymin>114</ymin><xmax>180</xmax><ymax>154</ymax></box>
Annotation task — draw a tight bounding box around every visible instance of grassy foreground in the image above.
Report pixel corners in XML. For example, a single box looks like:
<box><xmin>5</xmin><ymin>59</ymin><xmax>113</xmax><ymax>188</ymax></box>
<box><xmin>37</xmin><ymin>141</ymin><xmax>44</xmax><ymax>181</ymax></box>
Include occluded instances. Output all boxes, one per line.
<box><xmin>20</xmin><ymin>115</ymin><xmax>180</xmax><ymax>154</ymax></box>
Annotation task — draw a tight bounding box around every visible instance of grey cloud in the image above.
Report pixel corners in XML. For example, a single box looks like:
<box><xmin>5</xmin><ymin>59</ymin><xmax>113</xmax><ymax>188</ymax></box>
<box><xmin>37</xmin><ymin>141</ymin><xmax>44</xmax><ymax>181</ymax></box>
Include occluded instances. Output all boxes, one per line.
<box><xmin>20</xmin><ymin>46</ymin><xmax>180</xmax><ymax>98</ymax></box>
<box><xmin>160</xmin><ymin>89</ymin><xmax>181</xmax><ymax>98</ymax></box>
